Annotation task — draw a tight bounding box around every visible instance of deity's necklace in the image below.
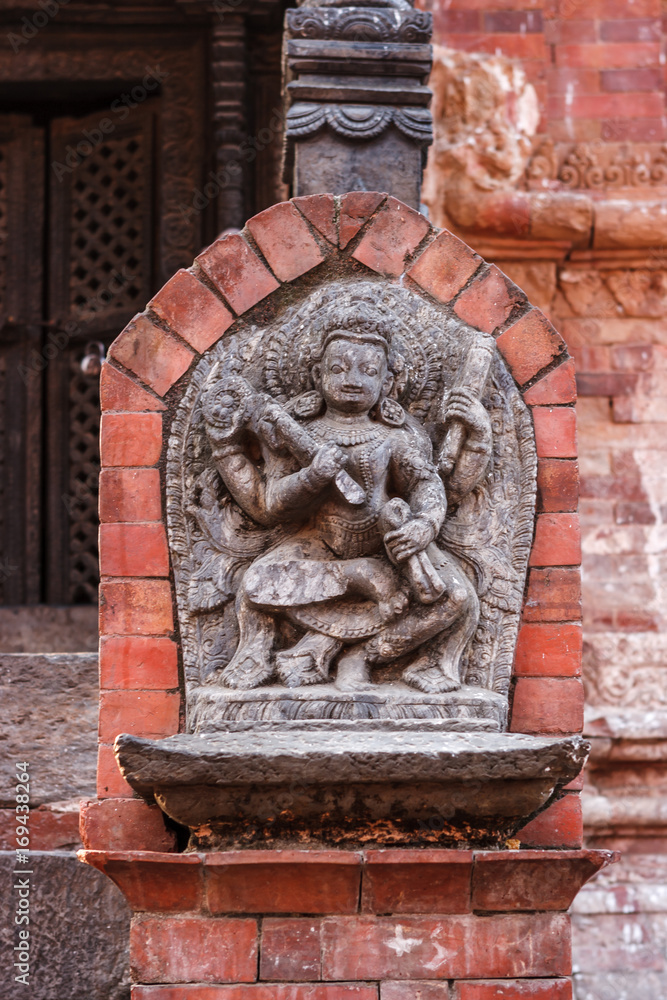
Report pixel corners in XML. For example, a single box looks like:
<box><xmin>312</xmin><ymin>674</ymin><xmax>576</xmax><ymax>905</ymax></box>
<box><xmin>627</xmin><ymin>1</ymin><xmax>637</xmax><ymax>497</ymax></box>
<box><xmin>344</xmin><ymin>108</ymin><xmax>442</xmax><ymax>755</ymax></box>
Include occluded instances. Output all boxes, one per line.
<box><xmin>309</xmin><ymin>417</ymin><xmax>389</xmax><ymax>447</ymax></box>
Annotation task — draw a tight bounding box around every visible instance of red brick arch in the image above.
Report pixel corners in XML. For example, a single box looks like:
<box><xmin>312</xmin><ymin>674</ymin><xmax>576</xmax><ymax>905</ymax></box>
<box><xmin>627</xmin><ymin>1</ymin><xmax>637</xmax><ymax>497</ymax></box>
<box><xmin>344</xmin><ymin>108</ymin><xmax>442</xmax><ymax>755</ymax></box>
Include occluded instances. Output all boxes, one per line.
<box><xmin>88</xmin><ymin>193</ymin><xmax>583</xmax><ymax>852</ymax></box>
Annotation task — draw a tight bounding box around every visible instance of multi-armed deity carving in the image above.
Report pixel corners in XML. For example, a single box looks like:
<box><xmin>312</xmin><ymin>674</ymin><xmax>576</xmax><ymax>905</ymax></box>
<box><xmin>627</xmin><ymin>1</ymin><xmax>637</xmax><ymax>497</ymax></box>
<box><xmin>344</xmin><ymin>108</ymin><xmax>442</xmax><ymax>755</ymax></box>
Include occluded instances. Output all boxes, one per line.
<box><xmin>167</xmin><ymin>280</ymin><xmax>536</xmax><ymax>733</ymax></box>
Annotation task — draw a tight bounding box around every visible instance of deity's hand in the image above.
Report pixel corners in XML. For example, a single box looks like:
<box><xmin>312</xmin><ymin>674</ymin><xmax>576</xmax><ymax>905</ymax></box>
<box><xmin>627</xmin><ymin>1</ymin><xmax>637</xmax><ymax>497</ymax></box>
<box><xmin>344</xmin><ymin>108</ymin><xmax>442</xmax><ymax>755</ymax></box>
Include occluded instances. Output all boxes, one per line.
<box><xmin>445</xmin><ymin>387</ymin><xmax>492</xmax><ymax>447</ymax></box>
<box><xmin>254</xmin><ymin>399</ymin><xmax>289</xmax><ymax>451</ymax></box>
<box><xmin>207</xmin><ymin>416</ymin><xmax>243</xmax><ymax>451</ymax></box>
<box><xmin>310</xmin><ymin>443</ymin><xmax>347</xmax><ymax>484</ymax></box>
<box><xmin>384</xmin><ymin>518</ymin><xmax>434</xmax><ymax>563</ymax></box>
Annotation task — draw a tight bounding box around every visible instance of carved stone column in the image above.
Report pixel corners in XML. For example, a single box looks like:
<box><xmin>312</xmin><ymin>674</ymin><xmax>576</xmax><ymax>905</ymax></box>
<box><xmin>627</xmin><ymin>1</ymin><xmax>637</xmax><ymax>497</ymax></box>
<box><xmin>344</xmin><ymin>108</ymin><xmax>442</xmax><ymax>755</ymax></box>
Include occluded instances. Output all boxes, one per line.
<box><xmin>211</xmin><ymin>16</ymin><xmax>248</xmax><ymax>233</ymax></box>
<box><xmin>282</xmin><ymin>1</ymin><xmax>433</xmax><ymax>209</ymax></box>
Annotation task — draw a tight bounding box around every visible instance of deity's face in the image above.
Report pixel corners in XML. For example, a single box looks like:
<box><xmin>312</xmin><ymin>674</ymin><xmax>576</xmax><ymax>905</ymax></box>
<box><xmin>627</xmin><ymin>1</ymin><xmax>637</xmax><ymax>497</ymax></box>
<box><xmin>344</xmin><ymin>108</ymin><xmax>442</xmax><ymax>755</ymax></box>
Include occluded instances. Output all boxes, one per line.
<box><xmin>317</xmin><ymin>336</ymin><xmax>391</xmax><ymax>416</ymax></box>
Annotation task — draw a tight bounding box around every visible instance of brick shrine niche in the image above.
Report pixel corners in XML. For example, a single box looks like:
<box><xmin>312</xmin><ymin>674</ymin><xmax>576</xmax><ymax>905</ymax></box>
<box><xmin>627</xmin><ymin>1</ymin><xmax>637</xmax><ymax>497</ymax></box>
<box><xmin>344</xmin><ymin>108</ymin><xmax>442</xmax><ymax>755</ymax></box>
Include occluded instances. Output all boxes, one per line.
<box><xmin>81</xmin><ymin>192</ymin><xmax>615</xmax><ymax>1000</ymax></box>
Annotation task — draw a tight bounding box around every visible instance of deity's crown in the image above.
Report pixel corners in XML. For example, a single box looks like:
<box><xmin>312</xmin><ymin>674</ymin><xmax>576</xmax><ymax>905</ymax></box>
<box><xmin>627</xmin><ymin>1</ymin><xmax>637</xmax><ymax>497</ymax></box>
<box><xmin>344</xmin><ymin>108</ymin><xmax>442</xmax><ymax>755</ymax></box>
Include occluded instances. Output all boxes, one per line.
<box><xmin>317</xmin><ymin>297</ymin><xmax>394</xmax><ymax>357</ymax></box>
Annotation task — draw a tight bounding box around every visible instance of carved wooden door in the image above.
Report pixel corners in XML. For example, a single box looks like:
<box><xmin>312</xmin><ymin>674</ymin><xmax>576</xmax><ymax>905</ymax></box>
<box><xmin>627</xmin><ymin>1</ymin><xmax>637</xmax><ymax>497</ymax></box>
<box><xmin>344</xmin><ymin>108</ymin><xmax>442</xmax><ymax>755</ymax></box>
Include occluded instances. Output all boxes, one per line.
<box><xmin>0</xmin><ymin>105</ymin><xmax>156</xmax><ymax>606</ymax></box>
<box><xmin>0</xmin><ymin>115</ymin><xmax>44</xmax><ymax>606</ymax></box>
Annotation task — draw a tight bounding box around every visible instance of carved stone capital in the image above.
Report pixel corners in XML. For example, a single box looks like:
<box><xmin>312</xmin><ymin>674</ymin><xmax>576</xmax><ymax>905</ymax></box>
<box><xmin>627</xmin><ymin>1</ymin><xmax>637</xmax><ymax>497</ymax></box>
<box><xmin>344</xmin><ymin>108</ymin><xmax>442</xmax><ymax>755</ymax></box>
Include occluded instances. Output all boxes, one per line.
<box><xmin>286</xmin><ymin>101</ymin><xmax>432</xmax><ymax>140</ymax></box>
<box><xmin>286</xmin><ymin>6</ymin><xmax>432</xmax><ymax>43</ymax></box>
<box><xmin>281</xmin><ymin>0</ymin><xmax>433</xmax><ymax>205</ymax></box>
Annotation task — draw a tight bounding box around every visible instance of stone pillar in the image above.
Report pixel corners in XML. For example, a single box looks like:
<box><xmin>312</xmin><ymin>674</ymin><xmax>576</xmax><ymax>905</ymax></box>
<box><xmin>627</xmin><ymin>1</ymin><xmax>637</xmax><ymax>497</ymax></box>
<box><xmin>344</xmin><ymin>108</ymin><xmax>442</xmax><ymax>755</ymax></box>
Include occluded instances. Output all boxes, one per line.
<box><xmin>282</xmin><ymin>3</ymin><xmax>433</xmax><ymax>209</ymax></box>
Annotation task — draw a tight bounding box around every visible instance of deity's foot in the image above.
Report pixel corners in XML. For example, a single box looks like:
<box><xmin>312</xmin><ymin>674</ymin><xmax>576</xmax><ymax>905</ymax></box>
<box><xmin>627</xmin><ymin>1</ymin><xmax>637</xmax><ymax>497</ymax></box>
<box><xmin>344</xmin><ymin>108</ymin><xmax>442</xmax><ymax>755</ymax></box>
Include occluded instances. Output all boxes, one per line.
<box><xmin>276</xmin><ymin>632</ymin><xmax>341</xmax><ymax>688</ymax></box>
<box><xmin>335</xmin><ymin>647</ymin><xmax>373</xmax><ymax>691</ymax></box>
<box><xmin>402</xmin><ymin>657</ymin><xmax>460</xmax><ymax>694</ymax></box>
<box><xmin>220</xmin><ymin>641</ymin><xmax>274</xmax><ymax>689</ymax></box>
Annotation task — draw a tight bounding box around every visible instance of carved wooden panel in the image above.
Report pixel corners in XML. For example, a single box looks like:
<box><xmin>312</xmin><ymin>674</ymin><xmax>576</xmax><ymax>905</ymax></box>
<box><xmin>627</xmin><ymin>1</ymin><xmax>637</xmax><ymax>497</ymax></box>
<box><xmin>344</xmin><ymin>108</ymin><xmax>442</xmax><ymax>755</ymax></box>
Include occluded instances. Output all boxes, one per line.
<box><xmin>66</xmin><ymin>352</ymin><xmax>101</xmax><ymax>604</ymax></box>
<box><xmin>46</xmin><ymin>107</ymin><xmax>158</xmax><ymax>603</ymax></box>
<box><xmin>0</xmin><ymin>35</ymin><xmax>206</xmax><ymax>284</ymax></box>
<box><xmin>0</xmin><ymin>32</ymin><xmax>231</xmax><ymax>607</ymax></box>
<box><xmin>0</xmin><ymin>353</ymin><xmax>6</xmax><ymax>600</ymax></box>
<box><xmin>0</xmin><ymin>142</ymin><xmax>7</xmax><ymax>318</ymax></box>
<box><xmin>50</xmin><ymin>108</ymin><xmax>155</xmax><ymax>328</ymax></box>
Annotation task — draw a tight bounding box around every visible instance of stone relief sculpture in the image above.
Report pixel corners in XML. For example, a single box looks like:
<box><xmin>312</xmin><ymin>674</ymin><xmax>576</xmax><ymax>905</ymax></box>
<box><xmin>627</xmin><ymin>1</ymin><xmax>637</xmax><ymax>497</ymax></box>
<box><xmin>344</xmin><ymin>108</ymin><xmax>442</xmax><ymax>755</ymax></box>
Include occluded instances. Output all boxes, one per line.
<box><xmin>167</xmin><ymin>280</ymin><xmax>537</xmax><ymax>734</ymax></box>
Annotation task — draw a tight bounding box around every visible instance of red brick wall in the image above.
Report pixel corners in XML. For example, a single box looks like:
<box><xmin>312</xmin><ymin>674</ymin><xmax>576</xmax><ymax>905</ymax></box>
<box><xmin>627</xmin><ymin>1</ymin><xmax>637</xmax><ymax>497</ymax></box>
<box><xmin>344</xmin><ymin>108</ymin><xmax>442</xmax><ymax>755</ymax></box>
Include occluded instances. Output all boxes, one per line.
<box><xmin>420</xmin><ymin>4</ymin><xmax>667</xmax><ymax>993</ymax></box>
<box><xmin>422</xmin><ymin>0</ymin><xmax>666</xmax><ymax>141</ymax></box>
<box><xmin>79</xmin><ymin>849</ymin><xmax>614</xmax><ymax>999</ymax></box>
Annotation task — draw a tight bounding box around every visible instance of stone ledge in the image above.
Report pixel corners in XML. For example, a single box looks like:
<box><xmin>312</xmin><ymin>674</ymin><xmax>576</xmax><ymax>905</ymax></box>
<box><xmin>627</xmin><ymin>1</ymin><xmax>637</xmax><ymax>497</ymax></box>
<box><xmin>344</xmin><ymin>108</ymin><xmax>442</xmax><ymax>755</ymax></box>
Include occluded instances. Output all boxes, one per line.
<box><xmin>79</xmin><ymin>846</ymin><xmax>616</xmax><ymax>915</ymax></box>
<box><xmin>113</xmin><ymin>727</ymin><xmax>588</xmax><ymax>850</ymax></box>
<box><xmin>116</xmin><ymin>725</ymin><xmax>588</xmax><ymax>787</ymax></box>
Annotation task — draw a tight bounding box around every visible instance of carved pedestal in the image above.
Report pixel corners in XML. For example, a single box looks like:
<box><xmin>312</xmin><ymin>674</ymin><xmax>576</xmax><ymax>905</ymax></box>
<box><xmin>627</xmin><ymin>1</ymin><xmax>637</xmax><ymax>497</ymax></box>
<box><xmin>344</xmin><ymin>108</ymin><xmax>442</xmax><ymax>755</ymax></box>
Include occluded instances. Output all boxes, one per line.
<box><xmin>82</xmin><ymin>193</ymin><xmax>603</xmax><ymax>996</ymax></box>
<box><xmin>116</xmin><ymin>725</ymin><xmax>587</xmax><ymax>849</ymax></box>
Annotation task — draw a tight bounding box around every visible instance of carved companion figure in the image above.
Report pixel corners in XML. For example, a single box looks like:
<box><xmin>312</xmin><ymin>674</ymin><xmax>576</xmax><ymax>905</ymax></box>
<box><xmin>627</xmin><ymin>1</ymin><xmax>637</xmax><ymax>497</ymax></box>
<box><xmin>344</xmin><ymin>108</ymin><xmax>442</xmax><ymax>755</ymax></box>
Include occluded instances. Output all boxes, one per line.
<box><xmin>199</xmin><ymin>299</ymin><xmax>492</xmax><ymax>695</ymax></box>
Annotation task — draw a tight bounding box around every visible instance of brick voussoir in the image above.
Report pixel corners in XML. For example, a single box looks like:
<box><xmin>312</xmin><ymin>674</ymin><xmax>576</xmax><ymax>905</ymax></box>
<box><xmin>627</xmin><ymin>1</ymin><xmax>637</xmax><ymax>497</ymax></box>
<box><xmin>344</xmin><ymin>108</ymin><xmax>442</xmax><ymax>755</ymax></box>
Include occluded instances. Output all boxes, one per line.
<box><xmin>292</xmin><ymin>193</ymin><xmax>338</xmax><ymax>246</ymax></box>
<box><xmin>338</xmin><ymin>191</ymin><xmax>388</xmax><ymax>249</ymax></box>
<box><xmin>453</xmin><ymin>265</ymin><xmax>527</xmax><ymax>336</ymax></box>
<box><xmin>495</xmin><ymin>308</ymin><xmax>567</xmax><ymax>387</ymax></box>
<box><xmin>352</xmin><ymin>197</ymin><xmax>432</xmax><ymax>277</ymax></box>
<box><xmin>149</xmin><ymin>268</ymin><xmax>234</xmax><ymax>355</ymax></box>
<box><xmin>244</xmin><ymin>201</ymin><xmax>327</xmax><ymax>283</ymax></box>
<box><xmin>405</xmin><ymin>228</ymin><xmax>483</xmax><ymax>304</ymax></box>
<box><xmin>109</xmin><ymin>313</ymin><xmax>196</xmax><ymax>398</ymax></box>
<box><xmin>196</xmin><ymin>232</ymin><xmax>280</xmax><ymax>316</ymax></box>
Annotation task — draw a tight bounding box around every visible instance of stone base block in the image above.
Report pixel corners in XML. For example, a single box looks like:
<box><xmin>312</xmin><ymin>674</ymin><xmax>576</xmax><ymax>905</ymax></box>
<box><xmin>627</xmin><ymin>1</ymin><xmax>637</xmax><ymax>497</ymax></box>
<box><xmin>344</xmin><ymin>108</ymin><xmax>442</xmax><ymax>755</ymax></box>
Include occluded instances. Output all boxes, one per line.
<box><xmin>115</xmin><ymin>724</ymin><xmax>588</xmax><ymax>849</ymax></box>
<box><xmin>0</xmin><ymin>851</ymin><xmax>129</xmax><ymax>1000</ymax></box>
<box><xmin>293</xmin><ymin>131</ymin><xmax>423</xmax><ymax>210</ymax></box>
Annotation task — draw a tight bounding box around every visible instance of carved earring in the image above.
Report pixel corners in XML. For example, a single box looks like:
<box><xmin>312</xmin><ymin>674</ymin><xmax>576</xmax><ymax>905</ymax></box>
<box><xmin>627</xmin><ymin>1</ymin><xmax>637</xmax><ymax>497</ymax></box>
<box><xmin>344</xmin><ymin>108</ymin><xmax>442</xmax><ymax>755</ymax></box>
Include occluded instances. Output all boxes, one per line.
<box><xmin>291</xmin><ymin>390</ymin><xmax>325</xmax><ymax>420</ymax></box>
<box><xmin>378</xmin><ymin>397</ymin><xmax>406</xmax><ymax>427</ymax></box>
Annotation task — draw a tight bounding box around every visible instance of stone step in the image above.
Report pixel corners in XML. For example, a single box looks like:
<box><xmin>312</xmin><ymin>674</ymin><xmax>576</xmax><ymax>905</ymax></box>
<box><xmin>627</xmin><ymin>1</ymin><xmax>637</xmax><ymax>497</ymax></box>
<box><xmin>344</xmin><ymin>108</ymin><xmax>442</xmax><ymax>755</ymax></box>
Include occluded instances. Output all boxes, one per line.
<box><xmin>0</xmin><ymin>604</ymin><xmax>97</xmax><ymax>652</ymax></box>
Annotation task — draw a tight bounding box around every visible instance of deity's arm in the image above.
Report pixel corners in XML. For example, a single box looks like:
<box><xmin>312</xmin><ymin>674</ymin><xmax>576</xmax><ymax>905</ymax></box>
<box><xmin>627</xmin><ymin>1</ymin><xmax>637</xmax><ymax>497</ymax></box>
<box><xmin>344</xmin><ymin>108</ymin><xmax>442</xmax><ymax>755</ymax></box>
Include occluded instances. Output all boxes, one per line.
<box><xmin>210</xmin><ymin>434</ymin><xmax>327</xmax><ymax>526</ymax></box>
<box><xmin>445</xmin><ymin>440</ymin><xmax>492</xmax><ymax>506</ymax></box>
<box><xmin>263</xmin><ymin>449</ymin><xmax>331</xmax><ymax>521</ymax></box>
<box><xmin>208</xmin><ymin>437</ymin><xmax>274</xmax><ymax>526</ymax></box>
<box><xmin>390</xmin><ymin>435</ymin><xmax>447</xmax><ymax>540</ymax></box>
<box><xmin>440</xmin><ymin>387</ymin><xmax>493</xmax><ymax>505</ymax></box>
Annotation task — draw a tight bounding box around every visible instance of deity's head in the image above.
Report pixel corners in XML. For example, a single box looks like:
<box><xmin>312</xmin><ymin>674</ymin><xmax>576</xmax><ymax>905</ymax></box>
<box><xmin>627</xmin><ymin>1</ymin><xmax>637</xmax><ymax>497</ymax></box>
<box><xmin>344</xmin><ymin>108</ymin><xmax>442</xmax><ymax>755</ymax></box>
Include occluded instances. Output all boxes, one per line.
<box><xmin>317</xmin><ymin>335</ymin><xmax>391</xmax><ymax>415</ymax></box>
<box><xmin>311</xmin><ymin>298</ymin><xmax>398</xmax><ymax>418</ymax></box>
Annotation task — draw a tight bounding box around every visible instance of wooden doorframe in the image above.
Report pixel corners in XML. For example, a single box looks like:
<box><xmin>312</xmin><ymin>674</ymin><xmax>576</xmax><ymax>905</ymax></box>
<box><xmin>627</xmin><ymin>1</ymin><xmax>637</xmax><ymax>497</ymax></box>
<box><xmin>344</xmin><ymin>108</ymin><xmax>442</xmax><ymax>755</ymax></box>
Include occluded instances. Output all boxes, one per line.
<box><xmin>0</xmin><ymin>33</ymin><xmax>207</xmax><ymax>607</ymax></box>
<box><xmin>0</xmin><ymin>11</ymin><xmax>286</xmax><ymax>608</ymax></box>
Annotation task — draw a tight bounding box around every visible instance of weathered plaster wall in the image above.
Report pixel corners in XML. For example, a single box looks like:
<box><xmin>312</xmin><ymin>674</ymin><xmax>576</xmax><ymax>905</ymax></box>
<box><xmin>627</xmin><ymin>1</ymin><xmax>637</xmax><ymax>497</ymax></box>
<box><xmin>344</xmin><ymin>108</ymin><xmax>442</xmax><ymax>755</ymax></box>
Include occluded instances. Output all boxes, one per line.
<box><xmin>422</xmin><ymin>2</ymin><xmax>667</xmax><ymax>996</ymax></box>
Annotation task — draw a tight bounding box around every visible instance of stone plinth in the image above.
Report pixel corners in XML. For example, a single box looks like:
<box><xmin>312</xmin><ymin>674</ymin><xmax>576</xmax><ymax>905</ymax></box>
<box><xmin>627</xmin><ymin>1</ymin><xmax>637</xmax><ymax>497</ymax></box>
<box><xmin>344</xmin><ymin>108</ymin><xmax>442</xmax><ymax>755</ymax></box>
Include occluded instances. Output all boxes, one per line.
<box><xmin>115</xmin><ymin>725</ymin><xmax>588</xmax><ymax>850</ymax></box>
<box><xmin>185</xmin><ymin>683</ymin><xmax>508</xmax><ymax>728</ymax></box>
<box><xmin>80</xmin><ymin>848</ymin><xmax>616</xmax><ymax>999</ymax></box>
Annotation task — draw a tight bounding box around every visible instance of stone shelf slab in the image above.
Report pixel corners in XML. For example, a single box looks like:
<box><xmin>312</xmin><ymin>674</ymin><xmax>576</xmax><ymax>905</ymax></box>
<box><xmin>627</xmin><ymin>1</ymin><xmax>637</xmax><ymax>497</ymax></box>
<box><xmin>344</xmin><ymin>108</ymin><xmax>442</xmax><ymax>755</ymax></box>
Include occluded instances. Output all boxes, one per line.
<box><xmin>115</xmin><ymin>724</ymin><xmax>589</xmax><ymax>849</ymax></box>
